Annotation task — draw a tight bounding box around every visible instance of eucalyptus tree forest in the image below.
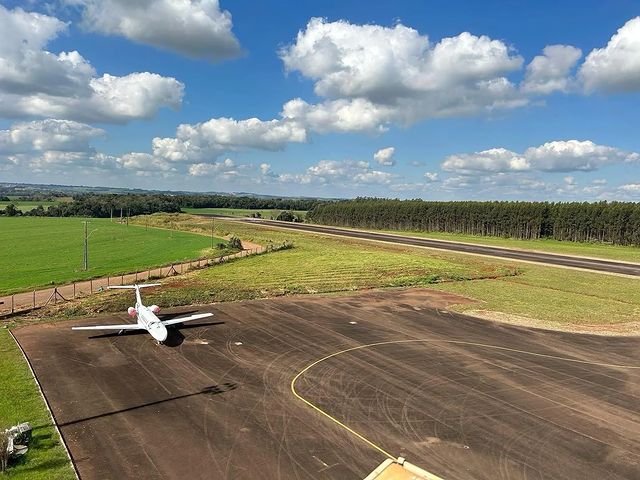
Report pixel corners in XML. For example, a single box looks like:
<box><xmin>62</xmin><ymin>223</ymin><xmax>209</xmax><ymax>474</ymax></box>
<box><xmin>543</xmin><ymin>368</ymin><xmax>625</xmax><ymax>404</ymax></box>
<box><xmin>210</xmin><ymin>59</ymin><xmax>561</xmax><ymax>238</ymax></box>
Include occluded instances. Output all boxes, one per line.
<box><xmin>307</xmin><ymin>199</ymin><xmax>640</xmax><ymax>246</ymax></box>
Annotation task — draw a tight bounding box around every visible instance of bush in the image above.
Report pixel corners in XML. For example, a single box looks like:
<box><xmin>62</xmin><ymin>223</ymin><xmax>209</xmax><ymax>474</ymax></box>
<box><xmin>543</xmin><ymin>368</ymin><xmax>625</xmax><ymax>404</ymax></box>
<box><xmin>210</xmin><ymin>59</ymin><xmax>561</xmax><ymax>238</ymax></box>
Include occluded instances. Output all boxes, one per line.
<box><xmin>276</xmin><ymin>210</ymin><xmax>295</xmax><ymax>222</ymax></box>
<box><xmin>228</xmin><ymin>235</ymin><xmax>243</xmax><ymax>250</ymax></box>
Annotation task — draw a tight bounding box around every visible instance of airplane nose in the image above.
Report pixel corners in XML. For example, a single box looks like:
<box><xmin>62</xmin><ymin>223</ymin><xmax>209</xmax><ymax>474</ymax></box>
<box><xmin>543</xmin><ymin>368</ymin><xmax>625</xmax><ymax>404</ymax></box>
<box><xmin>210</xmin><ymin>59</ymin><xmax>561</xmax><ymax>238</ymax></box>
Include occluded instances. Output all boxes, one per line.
<box><xmin>151</xmin><ymin>324</ymin><xmax>168</xmax><ymax>342</ymax></box>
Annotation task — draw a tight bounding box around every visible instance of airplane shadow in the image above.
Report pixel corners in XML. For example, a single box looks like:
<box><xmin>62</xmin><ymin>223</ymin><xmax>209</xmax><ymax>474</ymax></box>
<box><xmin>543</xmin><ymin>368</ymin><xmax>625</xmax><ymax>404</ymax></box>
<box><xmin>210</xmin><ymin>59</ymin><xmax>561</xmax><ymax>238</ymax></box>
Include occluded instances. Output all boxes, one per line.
<box><xmin>88</xmin><ymin>321</ymin><xmax>225</xmax><ymax>348</ymax></box>
<box><xmin>58</xmin><ymin>383</ymin><xmax>238</xmax><ymax>428</ymax></box>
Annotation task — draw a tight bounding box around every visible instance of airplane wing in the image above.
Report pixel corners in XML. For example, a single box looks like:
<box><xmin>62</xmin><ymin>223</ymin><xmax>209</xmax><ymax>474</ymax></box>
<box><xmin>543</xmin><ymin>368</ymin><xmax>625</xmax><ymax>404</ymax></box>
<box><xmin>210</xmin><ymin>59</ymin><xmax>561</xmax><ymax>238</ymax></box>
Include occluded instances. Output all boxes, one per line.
<box><xmin>72</xmin><ymin>324</ymin><xmax>143</xmax><ymax>331</ymax></box>
<box><xmin>161</xmin><ymin>312</ymin><xmax>213</xmax><ymax>327</ymax></box>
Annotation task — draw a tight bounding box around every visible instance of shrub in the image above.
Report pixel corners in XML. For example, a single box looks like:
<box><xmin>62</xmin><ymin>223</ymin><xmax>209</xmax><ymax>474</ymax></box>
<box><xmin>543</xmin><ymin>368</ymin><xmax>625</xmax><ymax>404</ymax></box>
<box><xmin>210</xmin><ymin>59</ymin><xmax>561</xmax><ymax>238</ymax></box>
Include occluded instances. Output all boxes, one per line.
<box><xmin>228</xmin><ymin>235</ymin><xmax>243</xmax><ymax>250</ymax></box>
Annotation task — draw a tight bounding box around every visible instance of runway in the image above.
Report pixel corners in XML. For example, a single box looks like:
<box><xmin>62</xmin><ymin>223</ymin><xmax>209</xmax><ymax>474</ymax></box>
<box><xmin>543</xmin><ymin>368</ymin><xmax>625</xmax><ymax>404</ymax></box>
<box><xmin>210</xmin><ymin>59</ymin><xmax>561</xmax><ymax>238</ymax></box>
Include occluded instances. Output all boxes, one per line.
<box><xmin>13</xmin><ymin>289</ymin><xmax>640</xmax><ymax>479</ymax></box>
<box><xmin>217</xmin><ymin>217</ymin><xmax>640</xmax><ymax>277</ymax></box>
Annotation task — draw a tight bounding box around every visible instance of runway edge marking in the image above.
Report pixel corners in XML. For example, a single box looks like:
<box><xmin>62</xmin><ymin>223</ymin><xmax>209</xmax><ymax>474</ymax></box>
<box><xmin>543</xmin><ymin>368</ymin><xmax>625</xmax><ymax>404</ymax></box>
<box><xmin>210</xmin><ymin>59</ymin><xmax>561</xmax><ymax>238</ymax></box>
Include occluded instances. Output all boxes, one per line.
<box><xmin>9</xmin><ymin>329</ymin><xmax>80</xmax><ymax>479</ymax></box>
<box><xmin>290</xmin><ymin>338</ymin><xmax>640</xmax><ymax>480</ymax></box>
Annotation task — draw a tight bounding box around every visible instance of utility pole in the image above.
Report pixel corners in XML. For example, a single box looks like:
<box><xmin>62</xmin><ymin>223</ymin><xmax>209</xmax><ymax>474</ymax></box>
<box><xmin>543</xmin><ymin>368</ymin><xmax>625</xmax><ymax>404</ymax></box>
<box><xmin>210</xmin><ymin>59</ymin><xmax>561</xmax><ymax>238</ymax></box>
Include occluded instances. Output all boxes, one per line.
<box><xmin>82</xmin><ymin>221</ymin><xmax>98</xmax><ymax>271</ymax></box>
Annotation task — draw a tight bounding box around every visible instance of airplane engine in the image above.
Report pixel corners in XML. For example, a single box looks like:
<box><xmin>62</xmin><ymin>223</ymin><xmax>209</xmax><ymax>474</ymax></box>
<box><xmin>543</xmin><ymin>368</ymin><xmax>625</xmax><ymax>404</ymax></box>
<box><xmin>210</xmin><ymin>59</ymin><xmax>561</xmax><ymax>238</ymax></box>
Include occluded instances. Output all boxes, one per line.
<box><xmin>127</xmin><ymin>307</ymin><xmax>137</xmax><ymax>317</ymax></box>
<box><xmin>149</xmin><ymin>305</ymin><xmax>161</xmax><ymax>314</ymax></box>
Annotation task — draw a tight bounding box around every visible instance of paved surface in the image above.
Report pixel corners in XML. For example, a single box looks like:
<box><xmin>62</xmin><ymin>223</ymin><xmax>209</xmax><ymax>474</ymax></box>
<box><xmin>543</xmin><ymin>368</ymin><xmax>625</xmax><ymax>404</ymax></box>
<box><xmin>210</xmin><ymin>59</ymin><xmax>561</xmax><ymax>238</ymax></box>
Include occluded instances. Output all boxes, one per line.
<box><xmin>13</xmin><ymin>289</ymin><xmax>640</xmax><ymax>480</ymax></box>
<box><xmin>216</xmin><ymin>217</ymin><xmax>640</xmax><ymax>277</ymax></box>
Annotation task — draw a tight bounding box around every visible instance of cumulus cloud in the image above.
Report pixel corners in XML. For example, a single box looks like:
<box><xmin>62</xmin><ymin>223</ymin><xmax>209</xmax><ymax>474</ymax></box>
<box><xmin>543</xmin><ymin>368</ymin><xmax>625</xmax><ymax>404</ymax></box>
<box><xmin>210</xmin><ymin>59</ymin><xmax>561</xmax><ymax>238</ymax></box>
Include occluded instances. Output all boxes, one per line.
<box><xmin>150</xmin><ymin>116</ymin><xmax>307</xmax><ymax>164</ymax></box>
<box><xmin>521</xmin><ymin>45</ymin><xmax>582</xmax><ymax>94</ymax></box>
<box><xmin>442</xmin><ymin>147</ymin><xmax>529</xmax><ymax>173</ymax></box>
<box><xmin>68</xmin><ymin>0</ymin><xmax>241</xmax><ymax>62</ymax></box>
<box><xmin>373</xmin><ymin>146</ymin><xmax>395</xmax><ymax>166</ymax></box>
<box><xmin>0</xmin><ymin>5</ymin><xmax>184</xmax><ymax>123</ymax></box>
<box><xmin>281</xmin><ymin>97</ymin><xmax>394</xmax><ymax>134</ymax></box>
<box><xmin>524</xmin><ymin>140</ymin><xmax>639</xmax><ymax>171</ymax></box>
<box><xmin>442</xmin><ymin>140</ymin><xmax>639</xmax><ymax>173</ymax></box>
<box><xmin>424</xmin><ymin>172</ymin><xmax>439</xmax><ymax>182</ymax></box>
<box><xmin>0</xmin><ymin>119</ymin><xmax>104</xmax><ymax>153</ymax></box>
<box><xmin>275</xmin><ymin>160</ymin><xmax>395</xmax><ymax>186</ymax></box>
<box><xmin>279</xmin><ymin>18</ymin><xmax>527</xmax><ymax>132</ymax></box>
<box><xmin>188</xmin><ymin>158</ymin><xmax>244</xmax><ymax>178</ymax></box>
<box><xmin>580</xmin><ymin>17</ymin><xmax>640</xmax><ymax>93</ymax></box>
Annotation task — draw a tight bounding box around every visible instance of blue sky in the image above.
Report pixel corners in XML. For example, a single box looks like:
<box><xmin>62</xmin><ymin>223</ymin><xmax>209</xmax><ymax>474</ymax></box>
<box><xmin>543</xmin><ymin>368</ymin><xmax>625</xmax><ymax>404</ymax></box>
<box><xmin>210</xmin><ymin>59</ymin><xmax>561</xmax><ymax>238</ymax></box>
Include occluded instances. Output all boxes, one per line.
<box><xmin>0</xmin><ymin>0</ymin><xmax>639</xmax><ymax>200</ymax></box>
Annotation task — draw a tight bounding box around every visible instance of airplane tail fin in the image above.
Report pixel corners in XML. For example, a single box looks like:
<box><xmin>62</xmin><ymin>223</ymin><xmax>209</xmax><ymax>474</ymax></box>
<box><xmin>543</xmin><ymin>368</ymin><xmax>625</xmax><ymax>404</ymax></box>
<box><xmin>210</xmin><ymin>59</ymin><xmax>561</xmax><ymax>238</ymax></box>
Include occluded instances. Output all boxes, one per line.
<box><xmin>107</xmin><ymin>283</ymin><xmax>161</xmax><ymax>290</ymax></box>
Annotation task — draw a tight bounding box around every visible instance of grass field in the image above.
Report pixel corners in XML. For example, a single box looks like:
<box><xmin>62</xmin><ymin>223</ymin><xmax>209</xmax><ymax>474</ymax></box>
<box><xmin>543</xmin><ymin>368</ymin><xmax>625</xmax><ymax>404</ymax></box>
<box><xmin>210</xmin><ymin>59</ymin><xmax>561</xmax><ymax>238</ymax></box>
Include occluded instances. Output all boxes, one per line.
<box><xmin>0</xmin><ymin>330</ymin><xmax>75</xmax><ymax>479</ymax></box>
<box><xmin>182</xmin><ymin>207</ymin><xmax>307</xmax><ymax>220</ymax></box>
<box><xmin>0</xmin><ymin>197</ymin><xmax>71</xmax><ymax>212</ymax></box>
<box><xmin>126</xmin><ymin>214</ymin><xmax>640</xmax><ymax>330</ymax></box>
<box><xmin>0</xmin><ymin>201</ymin><xmax>59</xmax><ymax>212</ymax></box>
<box><xmin>0</xmin><ymin>217</ymin><xmax>228</xmax><ymax>295</ymax></box>
<box><xmin>369</xmin><ymin>228</ymin><xmax>640</xmax><ymax>263</ymax></box>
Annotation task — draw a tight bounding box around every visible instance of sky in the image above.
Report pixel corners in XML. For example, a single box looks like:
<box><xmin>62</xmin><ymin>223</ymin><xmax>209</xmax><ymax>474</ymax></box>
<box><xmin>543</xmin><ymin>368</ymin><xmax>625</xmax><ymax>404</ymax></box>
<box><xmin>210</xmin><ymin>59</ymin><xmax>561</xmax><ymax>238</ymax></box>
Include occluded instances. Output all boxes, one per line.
<box><xmin>0</xmin><ymin>0</ymin><xmax>639</xmax><ymax>200</ymax></box>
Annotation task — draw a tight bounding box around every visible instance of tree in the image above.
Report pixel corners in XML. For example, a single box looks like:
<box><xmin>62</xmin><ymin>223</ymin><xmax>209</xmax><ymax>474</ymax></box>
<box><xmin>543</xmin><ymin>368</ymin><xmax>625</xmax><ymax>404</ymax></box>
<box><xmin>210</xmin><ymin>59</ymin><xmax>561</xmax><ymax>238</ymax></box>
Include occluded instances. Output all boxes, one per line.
<box><xmin>4</xmin><ymin>204</ymin><xmax>19</xmax><ymax>217</ymax></box>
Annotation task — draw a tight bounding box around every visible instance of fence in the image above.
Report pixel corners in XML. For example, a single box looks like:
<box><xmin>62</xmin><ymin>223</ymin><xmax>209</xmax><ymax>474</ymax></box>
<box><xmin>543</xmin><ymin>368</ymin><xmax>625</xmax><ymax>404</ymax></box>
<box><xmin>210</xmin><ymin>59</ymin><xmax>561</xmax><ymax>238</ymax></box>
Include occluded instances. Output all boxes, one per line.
<box><xmin>0</xmin><ymin>247</ymin><xmax>264</xmax><ymax>318</ymax></box>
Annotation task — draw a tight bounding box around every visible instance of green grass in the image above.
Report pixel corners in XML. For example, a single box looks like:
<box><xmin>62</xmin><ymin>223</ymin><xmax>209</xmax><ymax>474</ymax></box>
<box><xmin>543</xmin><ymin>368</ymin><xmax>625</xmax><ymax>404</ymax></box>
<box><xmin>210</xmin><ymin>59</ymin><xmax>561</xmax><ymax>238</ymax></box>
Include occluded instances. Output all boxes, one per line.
<box><xmin>0</xmin><ymin>330</ymin><xmax>75</xmax><ymax>479</ymax></box>
<box><xmin>0</xmin><ymin>197</ymin><xmax>71</xmax><ymax>212</ymax></box>
<box><xmin>182</xmin><ymin>207</ymin><xmax>307</xmax><ymax>220</ymax></box>
<box><xmin>125</xmin><ymin>214</ymin><xmax>640</xmax><ymax>330</ymax></box>
<box><xmin>0</xmin><ymin>202</ymin><xmax>59</xmax><ymax>212</ymax></box>
<box><xmin>369</xmin><ymin>228</ymin><xmax>640</xmax><ymax>263</ymax></box>
<box><xmin>0</xmin><ymin>217</ymin><xmax>228</xmax><ymax>295</ymax></box>
<box><xmin>432</xmin><ymin>264</ymin><xmax>640</xmax><ymax>328</ymax></box>
<box><xmin>93</xmin><ymin>213</ymin><xmax>512</xmax><ymax>308</ymax></box>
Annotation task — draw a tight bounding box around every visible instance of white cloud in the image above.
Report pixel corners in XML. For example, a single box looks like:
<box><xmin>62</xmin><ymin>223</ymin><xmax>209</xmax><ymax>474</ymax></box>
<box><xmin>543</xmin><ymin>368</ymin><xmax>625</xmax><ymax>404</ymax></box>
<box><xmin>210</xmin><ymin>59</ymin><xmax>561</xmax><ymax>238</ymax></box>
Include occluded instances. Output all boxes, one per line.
<box><xmin>279</xmin><ymin>18</ymin><xmax>527</xmax><ymax>132</ymax></box>
<box><xmin>150</xmin><ymin>116</ymin><xmax>307</xmax><ymax>164</ymax></box>
<box><xmin>442</xmin><ymin>147</ymin><xmax>529</xmax><ymax>173</ymax></box>
<box><xmin>281</xmin><ymin>97</ymin><xmax>394</xmax><ymax>134</ymax></box>
<box><xmin>373</xmin><ymin>146</ymin><xmax>395</xmax><ymax>166</ymax></box>
<box><xmin>524</xmin><ymin>140</ymin><xmax>639</xmax><ymax>172</ymax></box>
<box><xmin>620</xmin><ymin>183</ymin><xmax>640</xmax><ymax>193</ymax></box>
<box><xmin>188</xmin><ymin>158</ymin><xmax>244</xmax><ymax>178</ymax></box>
<box><xmin>521</xmin><ymin>45</ymin><xmax>582</xmax><ymax>94</ymax></box>
<box><xmin>580</xmin><ymin>17</ymin><xmax>640</xmax><ymax>93</ymax></box>
<box><xmin>442</xmin><ymin>140</ymin><xmax>639</xmax><ymax>173</ymax></box>
<box><xmin>0</xmin><ymin>119</ymin><xmax>103</xmax><ymax>153</ymax></box>
<box><xmin>0</xmin><ymin>5</ymin><xmax>184</xmax><ymax>123</ymax></box>
<box><xmin>275</xmin><ymin>160</ymin><xmax>395</xmax><ymax>186</ymax></box>
<box><xmin>68</xmin><ymin>0</ymin><xmax>241</xmax><ymax>62</ymax></box>
<box><xmin>424</xmin><ymin>172</ymin><xmax>439</xmax><ymax>182</ymax></box>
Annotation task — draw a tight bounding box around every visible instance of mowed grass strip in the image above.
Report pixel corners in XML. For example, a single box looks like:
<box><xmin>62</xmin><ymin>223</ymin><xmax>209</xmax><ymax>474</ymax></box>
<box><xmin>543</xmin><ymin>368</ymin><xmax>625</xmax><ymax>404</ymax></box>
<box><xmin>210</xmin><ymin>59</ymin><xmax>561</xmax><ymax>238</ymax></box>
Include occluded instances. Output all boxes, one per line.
<box><xmin>182</xmin><ymin>207</ymin><xmax>307</xmax><ymax>219</ymax></box>
<box><xmin>0</xmin><ymin>330</ymin><xmax>75</xmax><ymax>479</ymax></box>
<box><xmin>0</xmin><ymin>217</ymin><xmax>227</xmax><ymax>295</ymax></box>
<box><xmin>370</xmin><ymin>228</ymin><xmax>640</xmax><ymax>263</ymax></box>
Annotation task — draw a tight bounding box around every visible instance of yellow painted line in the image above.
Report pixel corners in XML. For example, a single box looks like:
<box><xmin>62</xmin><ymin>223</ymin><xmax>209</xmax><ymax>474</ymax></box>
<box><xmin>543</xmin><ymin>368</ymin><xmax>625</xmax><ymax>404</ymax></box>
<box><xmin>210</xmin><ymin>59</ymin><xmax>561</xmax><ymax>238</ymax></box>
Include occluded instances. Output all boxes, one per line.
<box><xmin>291</xmin><ymin>338</ymin><xmax>639</xmax><ymax>479</ymax></box>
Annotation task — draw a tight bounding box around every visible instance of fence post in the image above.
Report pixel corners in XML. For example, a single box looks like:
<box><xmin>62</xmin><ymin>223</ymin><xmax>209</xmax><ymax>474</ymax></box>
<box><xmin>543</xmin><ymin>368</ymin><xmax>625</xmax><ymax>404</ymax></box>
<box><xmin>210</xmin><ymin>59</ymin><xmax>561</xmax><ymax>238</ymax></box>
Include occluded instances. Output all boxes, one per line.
<box><xmin>90</xmin><ymin>280</ymin><xmax>93</xmax><ymax>294</ymax></box>
<box><xmin>107</xmin><ymin>276</ymin><xmax>110</xmax><ymax>287</ymax></box>
<box><xmin>121</xmin><ymin>274</ymin><xmax>124</xmax><ymax>285</ymax></box>
<box><xmin>11</xmin><ymin>295</ymin><xmax>14</xmax><ymax>314</ymax></box>
<box><xmin>135</xmin><ymin>271</ymin><xmax>138</xmax><ymax>282</ymax></box>
<box><xmin>73</xmin><ymin>283</ymin><xmax>76</xmax><ymax>299</ymax></box>
<box><xmin>33</xmin><ymin>290</ymin><xmax>36</xmax><ymax>308</ymax></box>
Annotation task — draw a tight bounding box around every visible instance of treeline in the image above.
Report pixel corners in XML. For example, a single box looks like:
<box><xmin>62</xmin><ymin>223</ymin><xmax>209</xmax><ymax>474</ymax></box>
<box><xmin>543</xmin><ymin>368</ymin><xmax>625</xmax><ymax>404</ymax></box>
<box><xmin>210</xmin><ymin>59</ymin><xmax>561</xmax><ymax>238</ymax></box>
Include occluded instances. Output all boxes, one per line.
<box><xmin>307</xmin><ymin>199</ymin><xmax>640</xmax><ymax>245</ymax></box>
<box><xmin>0</xmin><ymin>194</ymin><xmax>318</xmax><ymax>218</ymax></box>
<box><xmin>180</xmin><ymin>194</ymin><xmax>317</xmax><ymax>211</ymax></box>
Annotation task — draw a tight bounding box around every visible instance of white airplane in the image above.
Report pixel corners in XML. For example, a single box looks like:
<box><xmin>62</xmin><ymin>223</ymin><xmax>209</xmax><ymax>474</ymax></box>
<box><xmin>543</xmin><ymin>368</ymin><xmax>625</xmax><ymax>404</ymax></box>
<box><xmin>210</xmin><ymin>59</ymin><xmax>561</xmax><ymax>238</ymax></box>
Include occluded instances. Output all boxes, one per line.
<box><xmin>71</xmin><ymin>283</ymin><xmax>213</xmax><ymax>344</ymax></box>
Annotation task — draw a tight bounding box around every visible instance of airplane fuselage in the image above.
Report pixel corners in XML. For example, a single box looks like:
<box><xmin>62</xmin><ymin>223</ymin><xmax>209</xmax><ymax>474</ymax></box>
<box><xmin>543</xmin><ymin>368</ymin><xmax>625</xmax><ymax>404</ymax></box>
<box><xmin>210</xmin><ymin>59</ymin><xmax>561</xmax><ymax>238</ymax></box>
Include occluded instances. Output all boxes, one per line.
<box><xmin>136</xmin><ymin>304</ymin><xmax>168</xmax><ymax>343</ymax></box>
